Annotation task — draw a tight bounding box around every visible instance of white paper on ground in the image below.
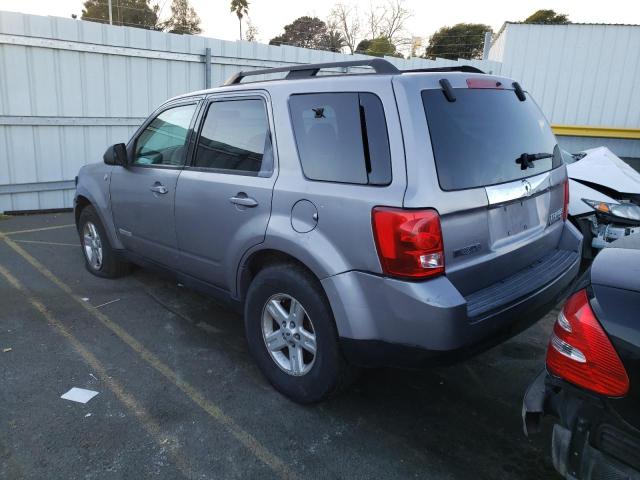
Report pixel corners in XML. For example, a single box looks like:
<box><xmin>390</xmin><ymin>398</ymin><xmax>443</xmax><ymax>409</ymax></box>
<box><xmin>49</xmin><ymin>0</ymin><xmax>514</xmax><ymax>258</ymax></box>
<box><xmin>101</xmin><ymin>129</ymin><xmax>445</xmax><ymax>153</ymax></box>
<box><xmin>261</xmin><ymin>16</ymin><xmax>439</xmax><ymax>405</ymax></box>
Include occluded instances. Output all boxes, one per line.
<box><xmin>61</xmin><ymin>387</ymin><xmax>99</xmax><ymax>404</ymax></box>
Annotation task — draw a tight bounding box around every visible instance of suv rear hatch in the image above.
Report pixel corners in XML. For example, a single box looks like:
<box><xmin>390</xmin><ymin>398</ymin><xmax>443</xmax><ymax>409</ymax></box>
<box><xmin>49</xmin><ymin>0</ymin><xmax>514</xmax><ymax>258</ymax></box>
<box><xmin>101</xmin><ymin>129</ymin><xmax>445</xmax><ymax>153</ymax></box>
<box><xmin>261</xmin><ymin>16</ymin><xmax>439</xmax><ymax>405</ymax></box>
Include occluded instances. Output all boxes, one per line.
<box><xmin>396</xmin><ymin>74</ymin><xmax>572</xmax><ymax>315</ymax></box>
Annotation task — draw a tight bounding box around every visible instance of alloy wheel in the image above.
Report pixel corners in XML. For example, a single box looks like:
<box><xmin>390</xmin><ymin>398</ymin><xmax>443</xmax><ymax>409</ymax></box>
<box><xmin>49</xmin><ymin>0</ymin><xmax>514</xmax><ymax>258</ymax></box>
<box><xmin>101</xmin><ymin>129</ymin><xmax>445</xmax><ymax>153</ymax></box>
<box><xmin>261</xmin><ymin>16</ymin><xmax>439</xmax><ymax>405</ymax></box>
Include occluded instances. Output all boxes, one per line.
<box><xmin>261</xmin><ymin>293</ymin><xmax>317</xmax><ymax>376</ymax></box>
<box><xmin>82</xmin><ymin>221</ymin><xmax>103</xmax><ymax>270</ymax></box>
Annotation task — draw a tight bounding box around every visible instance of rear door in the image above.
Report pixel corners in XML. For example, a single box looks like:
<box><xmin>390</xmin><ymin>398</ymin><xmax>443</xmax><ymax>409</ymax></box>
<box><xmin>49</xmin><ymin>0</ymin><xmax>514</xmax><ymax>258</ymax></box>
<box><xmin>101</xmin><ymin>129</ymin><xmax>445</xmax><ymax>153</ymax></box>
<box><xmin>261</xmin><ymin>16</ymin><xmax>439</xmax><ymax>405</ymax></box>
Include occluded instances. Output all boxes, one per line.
<box><xmin>396</xmin><ymin>75</ymin><xmax>567</xmax><ymax>297</ymax></box>
<box><xmin>174</xmin><ymin>92</ymin><xmax>276</xmax><ymax>290</ymax></box>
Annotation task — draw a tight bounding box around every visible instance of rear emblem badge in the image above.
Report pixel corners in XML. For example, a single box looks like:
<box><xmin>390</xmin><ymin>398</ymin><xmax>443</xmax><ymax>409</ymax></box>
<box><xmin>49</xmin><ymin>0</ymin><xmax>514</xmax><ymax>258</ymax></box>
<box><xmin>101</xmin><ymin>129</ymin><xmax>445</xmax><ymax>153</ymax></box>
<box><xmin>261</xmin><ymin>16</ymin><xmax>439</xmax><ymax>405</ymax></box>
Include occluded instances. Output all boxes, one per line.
<box><xmin>522</xmin><ymin>180</ymin><xmax>532</xmax><ymax>196</ymax></box>
<box><xmin>548</xmin><ymin>208</ymin><xmax>563</xmax><ymax>225</ymax></box>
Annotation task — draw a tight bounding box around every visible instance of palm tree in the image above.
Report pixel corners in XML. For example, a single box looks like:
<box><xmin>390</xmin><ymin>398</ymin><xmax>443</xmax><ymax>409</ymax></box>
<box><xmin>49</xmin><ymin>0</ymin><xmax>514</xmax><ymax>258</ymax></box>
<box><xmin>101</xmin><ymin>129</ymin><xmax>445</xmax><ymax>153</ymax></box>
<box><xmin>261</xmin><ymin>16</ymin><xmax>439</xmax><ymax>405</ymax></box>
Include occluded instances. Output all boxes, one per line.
<box><xmin>230</xmin><ymin>0</ymin><xmax>249</xmax><ymax>40</ymax></box>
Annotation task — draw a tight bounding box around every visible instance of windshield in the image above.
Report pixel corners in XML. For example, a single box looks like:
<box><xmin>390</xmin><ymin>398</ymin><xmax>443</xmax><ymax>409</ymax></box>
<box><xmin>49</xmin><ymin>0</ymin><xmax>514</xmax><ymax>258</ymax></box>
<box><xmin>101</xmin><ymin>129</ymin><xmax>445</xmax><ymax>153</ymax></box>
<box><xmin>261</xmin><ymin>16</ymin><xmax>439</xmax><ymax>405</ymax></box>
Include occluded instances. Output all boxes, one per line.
<box><xmin>422</xmin><ymin>88</ymin><xmax>561</xmax><ymax>191</ymax></box>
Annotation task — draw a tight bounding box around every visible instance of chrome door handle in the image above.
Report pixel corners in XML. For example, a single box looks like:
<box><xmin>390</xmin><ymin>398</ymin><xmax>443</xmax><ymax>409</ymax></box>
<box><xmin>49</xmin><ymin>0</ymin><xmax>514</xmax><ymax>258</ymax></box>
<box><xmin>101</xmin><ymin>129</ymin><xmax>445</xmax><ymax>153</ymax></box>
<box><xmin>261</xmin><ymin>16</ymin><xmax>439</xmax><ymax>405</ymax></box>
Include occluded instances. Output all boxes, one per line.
<box><xmin>229</xmin><ymin>194</ymin><xmax>258</xmax><ymax>207</ymax></box>
<box><xmin>150</xmin><ymin>184</ymin><xmax>168</xmax><ymax>194</ymax></box>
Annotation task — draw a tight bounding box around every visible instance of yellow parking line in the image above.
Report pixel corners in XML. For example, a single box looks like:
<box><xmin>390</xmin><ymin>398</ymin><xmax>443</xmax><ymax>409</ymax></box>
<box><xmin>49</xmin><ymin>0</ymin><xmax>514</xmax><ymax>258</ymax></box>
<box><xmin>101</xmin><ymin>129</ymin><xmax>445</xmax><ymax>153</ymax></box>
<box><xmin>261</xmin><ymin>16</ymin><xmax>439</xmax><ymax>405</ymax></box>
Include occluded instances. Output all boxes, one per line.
<box><xmin>0</xmin><ymin>263</ymin><xmax>198</xmax><ymax>480</ymax></box>
<box><xmin>14</xmin><ymin>239</ymin><xmax>78</xmax><ymax>247</ymax></box>
<box><xmin>3</xmin><ymin>223</ymin><xmax>76</xmax><ymax>236</ymax></box>
<box><xmin>0</xmin><ymin>232</ymin><xmax>298</xmax><ymax>480</ymax></box>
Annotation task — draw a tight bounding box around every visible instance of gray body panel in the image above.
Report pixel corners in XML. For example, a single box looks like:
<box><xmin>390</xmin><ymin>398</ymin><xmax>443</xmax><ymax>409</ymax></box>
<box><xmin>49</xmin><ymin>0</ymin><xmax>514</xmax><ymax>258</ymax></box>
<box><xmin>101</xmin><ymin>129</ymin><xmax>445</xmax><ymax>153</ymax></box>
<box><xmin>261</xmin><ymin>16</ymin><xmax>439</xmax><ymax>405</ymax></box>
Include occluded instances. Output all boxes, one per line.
<box><xmin>74</xmin><ymin>162</ymin><xmax>123</xmax><ymax>250</ymax></box>
<box><xmin>255</xmin><ymin>76</ymin><xmax>407</xmax><ymax>281</ymax></box>
<box><xmin>175</xmin><ymin>168</ymin><xmax>276</xmax><ymax>289</ymax></box>
<box><xmin>323</xmin><ymin>222</ymin><xmax>581</xmax><ymax>350</ymax></box>
<box><xmin>75</xmin><ymin>68</ymin><xmax>583</xmax><ymax>361</ymax></box>
<box><xmin>110</xmin><ymin>166</ymin><xmax>182</xmax><ymax>268</ymax></box>
<box><xmin>174</xmin><ymin>91</ymin><xmax>278</xmax><ymax>290</ymax></box>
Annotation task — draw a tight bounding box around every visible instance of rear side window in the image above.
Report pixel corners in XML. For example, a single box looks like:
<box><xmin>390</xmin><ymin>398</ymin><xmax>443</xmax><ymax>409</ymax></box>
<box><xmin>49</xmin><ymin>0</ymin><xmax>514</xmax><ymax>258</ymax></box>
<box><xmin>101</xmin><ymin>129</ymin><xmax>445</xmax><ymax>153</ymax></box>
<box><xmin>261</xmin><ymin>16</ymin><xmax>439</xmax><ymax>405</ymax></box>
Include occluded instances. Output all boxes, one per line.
<box><xmin>289</xmin><ymin>93</ymin><xmax>391</xmax><ymax>185</ymax></box>
<box><xmin>422</xmin><ymin>88</ymin><xmax>561</xmax><ymax>191</ymax></box>
<box><xmin>193</xmin><ymin>98</ymin><xmax>273</xmax><ymax>175</ymax></box>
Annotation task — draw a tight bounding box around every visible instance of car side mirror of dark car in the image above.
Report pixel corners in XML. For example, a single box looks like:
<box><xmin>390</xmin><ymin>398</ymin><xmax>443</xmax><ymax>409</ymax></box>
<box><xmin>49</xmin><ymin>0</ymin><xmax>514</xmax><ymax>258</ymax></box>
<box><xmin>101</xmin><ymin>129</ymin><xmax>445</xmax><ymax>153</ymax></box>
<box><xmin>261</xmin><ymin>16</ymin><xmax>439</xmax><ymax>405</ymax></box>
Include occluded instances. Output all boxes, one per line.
<box><xmin>103</xmin><ymin>143</ymin><xmax>128</xmax><ymax>166</ymax></box>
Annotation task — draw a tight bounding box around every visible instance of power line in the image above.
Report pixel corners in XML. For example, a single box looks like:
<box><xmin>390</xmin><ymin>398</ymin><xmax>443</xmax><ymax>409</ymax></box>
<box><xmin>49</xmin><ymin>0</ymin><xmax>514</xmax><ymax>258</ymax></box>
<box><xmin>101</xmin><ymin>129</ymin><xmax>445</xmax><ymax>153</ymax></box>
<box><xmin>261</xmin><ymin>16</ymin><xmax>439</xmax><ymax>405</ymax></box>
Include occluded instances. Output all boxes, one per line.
<box><xmin>80</xmin><ymin>15</ymin><xmax>161</xmax><ymax>29</ymax></box>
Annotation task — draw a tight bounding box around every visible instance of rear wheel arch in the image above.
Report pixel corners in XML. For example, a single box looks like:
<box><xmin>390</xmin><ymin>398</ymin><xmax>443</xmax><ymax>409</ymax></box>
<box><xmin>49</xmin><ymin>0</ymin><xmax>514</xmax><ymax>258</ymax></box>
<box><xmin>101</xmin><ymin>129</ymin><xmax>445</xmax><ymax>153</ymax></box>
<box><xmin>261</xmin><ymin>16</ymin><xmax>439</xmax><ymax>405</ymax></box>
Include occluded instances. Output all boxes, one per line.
<box><xmin>242</xmin><ymin>251</ymin><xmax>358</xmax><ymax>402</ymax></box>
<box><xmin>238</xmin><ymin>249</ymin><xmax>323</xmax><ymax>302</ymax></box>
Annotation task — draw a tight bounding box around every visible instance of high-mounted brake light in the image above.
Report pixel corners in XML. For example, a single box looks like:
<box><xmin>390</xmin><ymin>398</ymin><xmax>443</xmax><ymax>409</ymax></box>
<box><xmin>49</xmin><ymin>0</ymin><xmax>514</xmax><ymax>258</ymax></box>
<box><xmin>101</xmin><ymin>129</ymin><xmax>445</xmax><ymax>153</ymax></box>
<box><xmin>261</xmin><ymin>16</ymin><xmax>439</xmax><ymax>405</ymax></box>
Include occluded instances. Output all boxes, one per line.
<box><xmin>466</xmin><ymin>78</ymin><xmax>504</xmax><ymax>89</ymax></box>
<box><xmin>546</xmin><ymin>289</ymin><xmax>629</xmax><ymax>397</ymax></box>
<box><xmin>563</xmin><ymin>179</ymin><xmax>570</xmax><ymax>221</ymax></box>
<box><xmin>371</xmin><ymin>207</ymin><xmax>444</xmax><ymax>279</ymax></box>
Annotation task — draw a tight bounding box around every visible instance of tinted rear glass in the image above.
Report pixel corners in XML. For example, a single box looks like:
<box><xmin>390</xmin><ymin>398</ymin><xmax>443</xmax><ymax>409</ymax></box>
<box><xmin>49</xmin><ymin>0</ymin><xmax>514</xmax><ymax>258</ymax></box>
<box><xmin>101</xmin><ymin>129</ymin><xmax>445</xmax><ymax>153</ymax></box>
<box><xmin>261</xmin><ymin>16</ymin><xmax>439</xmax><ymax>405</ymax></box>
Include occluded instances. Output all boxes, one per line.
<box><xmin>422</xmin><ymin>88</ymin><xmax>560</xmax><ymax>191</ymax></box>
<box><xmin>194</xmin><ymin>99</ymin><xmax>272</xmax><ymax>175</ymax></box>
<box><xmin>289</xmin><ymin>93</ymin><xmax>391</xmax><ymax>185</ymax></box>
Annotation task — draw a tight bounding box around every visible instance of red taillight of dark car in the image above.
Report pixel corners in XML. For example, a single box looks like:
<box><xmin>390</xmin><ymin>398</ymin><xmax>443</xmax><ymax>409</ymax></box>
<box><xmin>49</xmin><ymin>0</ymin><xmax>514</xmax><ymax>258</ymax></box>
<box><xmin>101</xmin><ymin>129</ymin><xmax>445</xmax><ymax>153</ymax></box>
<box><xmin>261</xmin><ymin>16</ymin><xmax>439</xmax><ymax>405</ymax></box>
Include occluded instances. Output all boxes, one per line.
<box><xmin>546</xmin><ymin>289</ymin><xmax>629</xmax><ymax>397</ymax></box>
<box><xmin>371</xmin><ymin>207</ymin><xmax>444</xmax><ymax>279</ymax></box>
<box><xmin>563</xmin><ymin>178</ymin><xmax>570</xmax><ymax>221</ymax></box>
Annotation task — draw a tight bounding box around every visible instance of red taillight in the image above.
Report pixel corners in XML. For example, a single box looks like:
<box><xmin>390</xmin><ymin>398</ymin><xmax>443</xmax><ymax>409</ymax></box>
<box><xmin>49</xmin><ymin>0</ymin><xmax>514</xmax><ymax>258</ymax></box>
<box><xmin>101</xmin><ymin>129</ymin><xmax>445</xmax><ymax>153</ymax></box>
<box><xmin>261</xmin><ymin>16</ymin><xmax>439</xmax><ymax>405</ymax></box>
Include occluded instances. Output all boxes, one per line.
<box><xmin>563</xmin><ymin>179</ymin><xmax>569</xmax><ymax>221</ymax></box>
<box><xmin>546</xmin><ymin>289</ymin><xmax>629</xmax><ymax>397</ymax></box>
<box><xmin>371</xmin><ymin>207</ymin><xmax>444</xmax><ymax>279</ymax></box>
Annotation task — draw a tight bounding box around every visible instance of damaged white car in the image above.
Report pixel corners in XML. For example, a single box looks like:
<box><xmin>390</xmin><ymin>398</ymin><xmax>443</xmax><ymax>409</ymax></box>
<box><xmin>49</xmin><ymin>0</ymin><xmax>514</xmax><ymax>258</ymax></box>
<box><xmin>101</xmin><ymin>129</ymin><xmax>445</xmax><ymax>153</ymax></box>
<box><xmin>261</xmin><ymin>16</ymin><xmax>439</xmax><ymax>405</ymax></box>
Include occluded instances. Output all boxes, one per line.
<box><xmin>564</xmin><ymin>146</ymin><xmax>640</xmax><ymax>258</ymax></box>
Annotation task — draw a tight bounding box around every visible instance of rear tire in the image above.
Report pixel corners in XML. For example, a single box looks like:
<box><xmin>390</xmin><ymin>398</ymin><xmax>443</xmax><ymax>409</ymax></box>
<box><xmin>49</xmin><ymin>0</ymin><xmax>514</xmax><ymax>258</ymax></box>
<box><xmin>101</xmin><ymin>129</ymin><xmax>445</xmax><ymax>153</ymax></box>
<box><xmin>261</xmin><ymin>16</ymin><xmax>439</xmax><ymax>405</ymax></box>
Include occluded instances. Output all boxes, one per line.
<box><xmin>244</xmin><ymin>263</ymin><xmax>357</xmax><ymax>403</ymax></box>
<box><xmin>78</xmin><ymin>205</ymin><xmax>130</xmax><ymax>278</ymax></box>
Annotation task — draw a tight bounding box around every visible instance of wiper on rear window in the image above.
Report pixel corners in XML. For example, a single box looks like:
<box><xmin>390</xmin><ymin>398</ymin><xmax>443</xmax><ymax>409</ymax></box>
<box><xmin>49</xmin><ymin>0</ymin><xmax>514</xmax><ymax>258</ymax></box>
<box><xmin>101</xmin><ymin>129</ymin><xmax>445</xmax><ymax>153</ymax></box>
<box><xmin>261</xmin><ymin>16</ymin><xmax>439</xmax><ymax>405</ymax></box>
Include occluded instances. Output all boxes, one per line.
<box><xmin>516</xmin><ymin>152</ymin><xmax>554</xmax><ymax>170</ymax></box>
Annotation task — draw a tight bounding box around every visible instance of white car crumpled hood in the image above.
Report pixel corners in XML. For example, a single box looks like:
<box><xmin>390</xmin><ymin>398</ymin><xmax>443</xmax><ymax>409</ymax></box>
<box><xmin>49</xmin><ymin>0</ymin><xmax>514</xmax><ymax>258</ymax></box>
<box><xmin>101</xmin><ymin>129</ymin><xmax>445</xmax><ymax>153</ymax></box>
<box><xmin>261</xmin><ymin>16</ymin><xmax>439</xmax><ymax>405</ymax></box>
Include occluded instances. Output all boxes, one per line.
<box><xmin>566</xmin><ymin>147</ymin><xmax>640</xmax><ymax>216</ymax></box>
<box><xmin>567</xmin><ymin>146</ymin><xmax>640</xmax><ymax>195</ymax></box>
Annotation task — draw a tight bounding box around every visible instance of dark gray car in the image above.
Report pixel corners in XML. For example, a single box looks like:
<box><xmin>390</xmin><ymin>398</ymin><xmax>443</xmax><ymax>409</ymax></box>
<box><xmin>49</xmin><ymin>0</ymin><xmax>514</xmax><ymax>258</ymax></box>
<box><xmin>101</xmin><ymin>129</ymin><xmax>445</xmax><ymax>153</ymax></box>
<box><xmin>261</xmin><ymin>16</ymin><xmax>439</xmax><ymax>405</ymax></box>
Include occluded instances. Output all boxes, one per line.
<box><xmin>74</xmin><ymin>59</ymin><xmax>582</xmax><ymax>403</ymax></box>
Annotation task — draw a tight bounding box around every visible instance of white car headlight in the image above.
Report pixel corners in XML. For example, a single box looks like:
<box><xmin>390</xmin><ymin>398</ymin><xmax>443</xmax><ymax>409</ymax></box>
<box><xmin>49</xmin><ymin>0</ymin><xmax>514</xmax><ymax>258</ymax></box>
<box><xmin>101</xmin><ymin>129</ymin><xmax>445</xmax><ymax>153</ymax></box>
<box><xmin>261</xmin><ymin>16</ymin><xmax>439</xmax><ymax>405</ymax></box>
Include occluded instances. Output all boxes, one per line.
<box><xmin>582</xmin><ymin>199</ymin><xmax>640</xmax><ymax>222</ymax></box>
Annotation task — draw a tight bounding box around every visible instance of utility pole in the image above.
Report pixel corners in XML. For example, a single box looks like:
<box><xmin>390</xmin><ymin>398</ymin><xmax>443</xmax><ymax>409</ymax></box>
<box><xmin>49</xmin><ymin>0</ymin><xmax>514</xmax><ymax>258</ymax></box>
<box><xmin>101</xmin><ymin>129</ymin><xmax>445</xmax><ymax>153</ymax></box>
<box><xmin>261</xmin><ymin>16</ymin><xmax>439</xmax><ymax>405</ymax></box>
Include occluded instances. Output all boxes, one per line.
<box><xmin>108</xmin><ymin>0</ymin><xmax>113</xmax><ymax>25</ymax></box>
<box><xmin>482</xmin><ymin>31</ymin><xmax>492</xmax><ymax>60</ymax></box>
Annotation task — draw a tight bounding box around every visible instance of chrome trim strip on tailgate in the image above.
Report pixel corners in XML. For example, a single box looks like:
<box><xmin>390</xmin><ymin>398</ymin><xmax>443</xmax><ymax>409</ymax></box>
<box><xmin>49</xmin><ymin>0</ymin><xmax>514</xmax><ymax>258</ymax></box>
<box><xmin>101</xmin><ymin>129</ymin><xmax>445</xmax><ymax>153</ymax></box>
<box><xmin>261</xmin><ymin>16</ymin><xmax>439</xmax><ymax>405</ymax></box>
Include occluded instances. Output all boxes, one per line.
<box><xmin>485</xmin><ymin>172</ymin><xmax>551</xmax><ymax>205</ymax></box>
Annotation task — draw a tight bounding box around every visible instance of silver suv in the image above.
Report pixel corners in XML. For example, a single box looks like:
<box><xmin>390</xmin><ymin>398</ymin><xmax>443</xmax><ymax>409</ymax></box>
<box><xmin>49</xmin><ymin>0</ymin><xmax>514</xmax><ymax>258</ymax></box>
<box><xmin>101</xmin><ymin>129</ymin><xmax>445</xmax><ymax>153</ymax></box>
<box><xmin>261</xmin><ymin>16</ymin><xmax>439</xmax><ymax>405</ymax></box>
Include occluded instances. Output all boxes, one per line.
<box><xmin>75</xmin><ymin>59</ymin><xmax>582</xmax><ymax>403</ymax></box>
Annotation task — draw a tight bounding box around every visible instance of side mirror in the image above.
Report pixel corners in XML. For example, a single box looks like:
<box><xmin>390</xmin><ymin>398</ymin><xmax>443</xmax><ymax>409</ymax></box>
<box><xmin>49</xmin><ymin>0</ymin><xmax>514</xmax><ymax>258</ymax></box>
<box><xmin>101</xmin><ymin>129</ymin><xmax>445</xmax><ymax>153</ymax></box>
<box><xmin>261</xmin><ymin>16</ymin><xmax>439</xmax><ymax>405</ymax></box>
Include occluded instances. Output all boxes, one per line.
<box><xmin>103</xmin><ymin>143</ymin><xmax>128</xmax><ymax>166</ymax></box>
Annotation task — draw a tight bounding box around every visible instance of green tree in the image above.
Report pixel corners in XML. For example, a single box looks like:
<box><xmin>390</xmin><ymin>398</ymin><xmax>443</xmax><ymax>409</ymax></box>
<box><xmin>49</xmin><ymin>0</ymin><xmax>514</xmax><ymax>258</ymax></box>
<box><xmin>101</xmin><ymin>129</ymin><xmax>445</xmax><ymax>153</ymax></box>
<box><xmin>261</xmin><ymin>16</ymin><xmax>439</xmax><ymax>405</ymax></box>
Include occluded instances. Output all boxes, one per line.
<box><xmin>230</xmin><ymin>0</ymin><xmax>249</xmax><ymax>40</ymax></box>
<box><xmin>161</xmin><ymin>0</ymin><xmax>201</xmax><ymax>34</ymax></box>
<box><xmin>269</xmin><ymin>16</ymin><xmax>327</xmax><ymax>49</ymax></box>
<box><xmin>355</xmin><ymin>39</ymin><xmax>372</xmax><ymax>54</ymax></box>
<box><xmin>524</xmin><ymin>9</ymin><xmax>570</xmax><ymax>24</ymax></box>
<box><xmin>161</xmin><ymin>0</ymin><xmax>202</xmax><ymax>35</ymax></box>
<box><xmin>320</xmin><ymin>21</ymin><xmax>346</xmax><ymax>52</ymax></box>
<box><xmin>425</xmin><ymin>23</ymin><xmax>491</xmax><ymax>60</ymax></box>
<box><xmin>81</xmin><ymin>0</ymin><xmax>159</xmax><ymax>29</ymax></box>
<box><xmin>365</xmin><ymin>36</ymin><xmax>396</xmax><ymax>57</ymax></box>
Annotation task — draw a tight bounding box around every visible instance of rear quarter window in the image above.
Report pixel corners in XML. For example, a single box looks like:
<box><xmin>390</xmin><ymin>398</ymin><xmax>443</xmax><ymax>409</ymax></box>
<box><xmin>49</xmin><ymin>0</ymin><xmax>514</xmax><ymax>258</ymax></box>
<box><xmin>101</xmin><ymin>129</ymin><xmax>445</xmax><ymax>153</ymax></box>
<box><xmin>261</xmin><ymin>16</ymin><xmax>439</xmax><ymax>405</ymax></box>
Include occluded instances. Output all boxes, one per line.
<box><xmin>289</xmin><ymin>92</ymin><xmax>391</xmax><ymax>185</ymax></box>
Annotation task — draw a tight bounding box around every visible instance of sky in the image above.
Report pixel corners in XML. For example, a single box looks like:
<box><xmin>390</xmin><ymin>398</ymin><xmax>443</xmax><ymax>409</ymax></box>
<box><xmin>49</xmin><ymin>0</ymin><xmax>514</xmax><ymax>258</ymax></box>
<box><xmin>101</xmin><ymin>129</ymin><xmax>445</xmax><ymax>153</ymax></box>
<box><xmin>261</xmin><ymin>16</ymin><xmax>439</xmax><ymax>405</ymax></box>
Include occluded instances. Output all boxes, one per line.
<box><xmin>1</xmin><ymin>0</ymin><xmax>639</xmax><ymax>46</ymax></box>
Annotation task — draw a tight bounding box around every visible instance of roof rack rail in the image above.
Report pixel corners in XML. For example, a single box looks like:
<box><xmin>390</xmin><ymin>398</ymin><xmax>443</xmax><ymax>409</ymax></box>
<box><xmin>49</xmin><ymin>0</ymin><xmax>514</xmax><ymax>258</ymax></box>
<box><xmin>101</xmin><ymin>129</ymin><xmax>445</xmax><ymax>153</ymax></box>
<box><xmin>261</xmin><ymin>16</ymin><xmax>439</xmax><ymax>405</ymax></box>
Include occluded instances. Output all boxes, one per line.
<box><xmin>402</xmin><ymin>66</ymin><xmax>485</xmax><ymax>74</ymax></box>
<box><xmin>224</xmin><ymin>58</ymin><xmax>400</xmax><ymax>85</ymax></box>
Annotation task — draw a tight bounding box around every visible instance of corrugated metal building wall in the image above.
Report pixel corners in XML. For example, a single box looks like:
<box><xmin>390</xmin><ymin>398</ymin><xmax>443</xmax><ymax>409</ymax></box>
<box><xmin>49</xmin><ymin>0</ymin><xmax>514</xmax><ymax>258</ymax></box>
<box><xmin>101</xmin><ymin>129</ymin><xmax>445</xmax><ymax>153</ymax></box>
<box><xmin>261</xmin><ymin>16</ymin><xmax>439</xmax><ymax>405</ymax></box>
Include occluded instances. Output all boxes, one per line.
<box><xmin>1</xmin><ymin>13</ymin><xmax>639</xmax><ymax>212</ymax></box>
<box><xmin>0</xmin><ymin>10</ymin><xmax>501</xmax><ymax>212</ymax></box>
<box><xmin>489</xmin><ymin>22</ymin><xmax>640</xmax><ymax>157</ymax></box>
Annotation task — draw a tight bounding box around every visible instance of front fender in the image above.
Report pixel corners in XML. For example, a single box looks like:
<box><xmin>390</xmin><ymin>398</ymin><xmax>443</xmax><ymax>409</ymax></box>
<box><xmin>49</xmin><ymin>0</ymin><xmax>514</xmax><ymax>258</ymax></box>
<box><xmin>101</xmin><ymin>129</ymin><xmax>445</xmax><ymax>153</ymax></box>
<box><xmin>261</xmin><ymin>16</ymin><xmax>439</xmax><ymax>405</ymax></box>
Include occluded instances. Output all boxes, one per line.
<box><xmin>75</xmin><ymin>163</ymin><xmax>123</xmax><ymax>250</ymax></box>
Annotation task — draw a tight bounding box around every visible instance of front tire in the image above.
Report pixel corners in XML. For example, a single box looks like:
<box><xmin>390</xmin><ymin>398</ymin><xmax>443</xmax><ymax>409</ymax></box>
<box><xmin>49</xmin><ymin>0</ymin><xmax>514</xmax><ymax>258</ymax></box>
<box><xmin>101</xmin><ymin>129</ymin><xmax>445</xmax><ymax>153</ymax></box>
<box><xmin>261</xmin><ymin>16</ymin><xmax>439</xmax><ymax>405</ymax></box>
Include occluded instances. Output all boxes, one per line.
<box><xmin>78</xmin><ymin>205</ymin><xmax>130</xmax><ymax>278</ymax></box>
<box><xmin>244</xmin><ymin>263</ymin><xmax>355</xmax><ymax>403</ymax></box>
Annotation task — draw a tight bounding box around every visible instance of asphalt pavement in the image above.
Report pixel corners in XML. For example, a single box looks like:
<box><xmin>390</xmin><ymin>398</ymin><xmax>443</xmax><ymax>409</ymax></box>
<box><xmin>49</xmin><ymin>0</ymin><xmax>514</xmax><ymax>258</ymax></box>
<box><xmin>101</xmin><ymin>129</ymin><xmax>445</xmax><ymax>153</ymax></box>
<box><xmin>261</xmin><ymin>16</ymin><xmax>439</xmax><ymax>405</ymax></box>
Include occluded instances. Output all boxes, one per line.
<box><xmin>0</xmin><ymin>212</ymin><xmax>560</xmax><ymax>479</ymax></box>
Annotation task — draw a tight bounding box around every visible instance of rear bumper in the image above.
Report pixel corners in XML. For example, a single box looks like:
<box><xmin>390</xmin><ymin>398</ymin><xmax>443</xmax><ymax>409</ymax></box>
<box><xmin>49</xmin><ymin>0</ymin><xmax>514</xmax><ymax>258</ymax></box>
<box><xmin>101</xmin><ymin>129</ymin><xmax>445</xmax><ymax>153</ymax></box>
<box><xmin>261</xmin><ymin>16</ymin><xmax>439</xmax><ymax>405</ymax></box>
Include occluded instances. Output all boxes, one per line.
<box><xmin>523</xmin><ymin>371</ymin><xmax>640</xmax><ymax>480</ymax></box>
<box><xmin>323</xmin><ymin>221</ymin><xmax>582</xmax><ymax>368</ymax></box>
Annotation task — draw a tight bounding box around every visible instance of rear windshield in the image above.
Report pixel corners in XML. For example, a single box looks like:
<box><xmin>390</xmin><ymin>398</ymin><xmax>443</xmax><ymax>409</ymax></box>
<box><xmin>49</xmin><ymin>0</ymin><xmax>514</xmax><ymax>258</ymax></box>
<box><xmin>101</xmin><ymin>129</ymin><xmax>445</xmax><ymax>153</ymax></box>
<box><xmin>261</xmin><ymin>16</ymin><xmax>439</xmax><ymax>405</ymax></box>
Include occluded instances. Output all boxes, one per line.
<box><xmin>422</xmin><ymin>88</ymin><xmax>561</xmax><ymax>191</ymax></box>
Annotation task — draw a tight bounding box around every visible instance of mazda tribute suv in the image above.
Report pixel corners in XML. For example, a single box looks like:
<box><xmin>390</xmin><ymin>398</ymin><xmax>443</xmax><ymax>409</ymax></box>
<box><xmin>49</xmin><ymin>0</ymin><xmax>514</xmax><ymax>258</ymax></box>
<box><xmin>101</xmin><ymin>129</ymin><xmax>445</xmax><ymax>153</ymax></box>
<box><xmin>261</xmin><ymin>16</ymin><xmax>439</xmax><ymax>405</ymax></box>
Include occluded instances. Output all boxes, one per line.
<box><xmin>75</xmin><ymin>59</ymin><xmax>582</xmax><ymax>403</ymax></box>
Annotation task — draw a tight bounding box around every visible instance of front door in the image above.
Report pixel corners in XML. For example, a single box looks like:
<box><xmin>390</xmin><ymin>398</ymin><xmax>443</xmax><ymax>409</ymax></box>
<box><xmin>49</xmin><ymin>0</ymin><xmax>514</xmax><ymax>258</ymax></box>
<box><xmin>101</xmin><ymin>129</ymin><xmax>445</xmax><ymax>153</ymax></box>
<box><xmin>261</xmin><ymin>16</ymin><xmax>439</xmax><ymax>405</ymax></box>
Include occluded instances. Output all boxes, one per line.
<box><xmin>174</xmin><ymin>94</ymin><xmax>277</xmax><ymax>290</ymax></box>
<box><xmin>110</xmin><ymin>101</ymin><xmax>199</xmax><ymax>267</ymax></box>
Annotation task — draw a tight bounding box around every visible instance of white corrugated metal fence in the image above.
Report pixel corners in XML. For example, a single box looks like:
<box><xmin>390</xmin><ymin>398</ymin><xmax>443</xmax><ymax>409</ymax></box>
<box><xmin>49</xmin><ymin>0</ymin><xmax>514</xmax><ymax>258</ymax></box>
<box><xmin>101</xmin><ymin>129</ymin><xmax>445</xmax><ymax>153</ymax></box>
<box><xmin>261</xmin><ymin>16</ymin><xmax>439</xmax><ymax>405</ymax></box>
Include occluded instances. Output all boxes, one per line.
<box><xmin>0</xmin><ymin>11</ymin><xmax>502</xmax><ymax>212</ymax></box>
